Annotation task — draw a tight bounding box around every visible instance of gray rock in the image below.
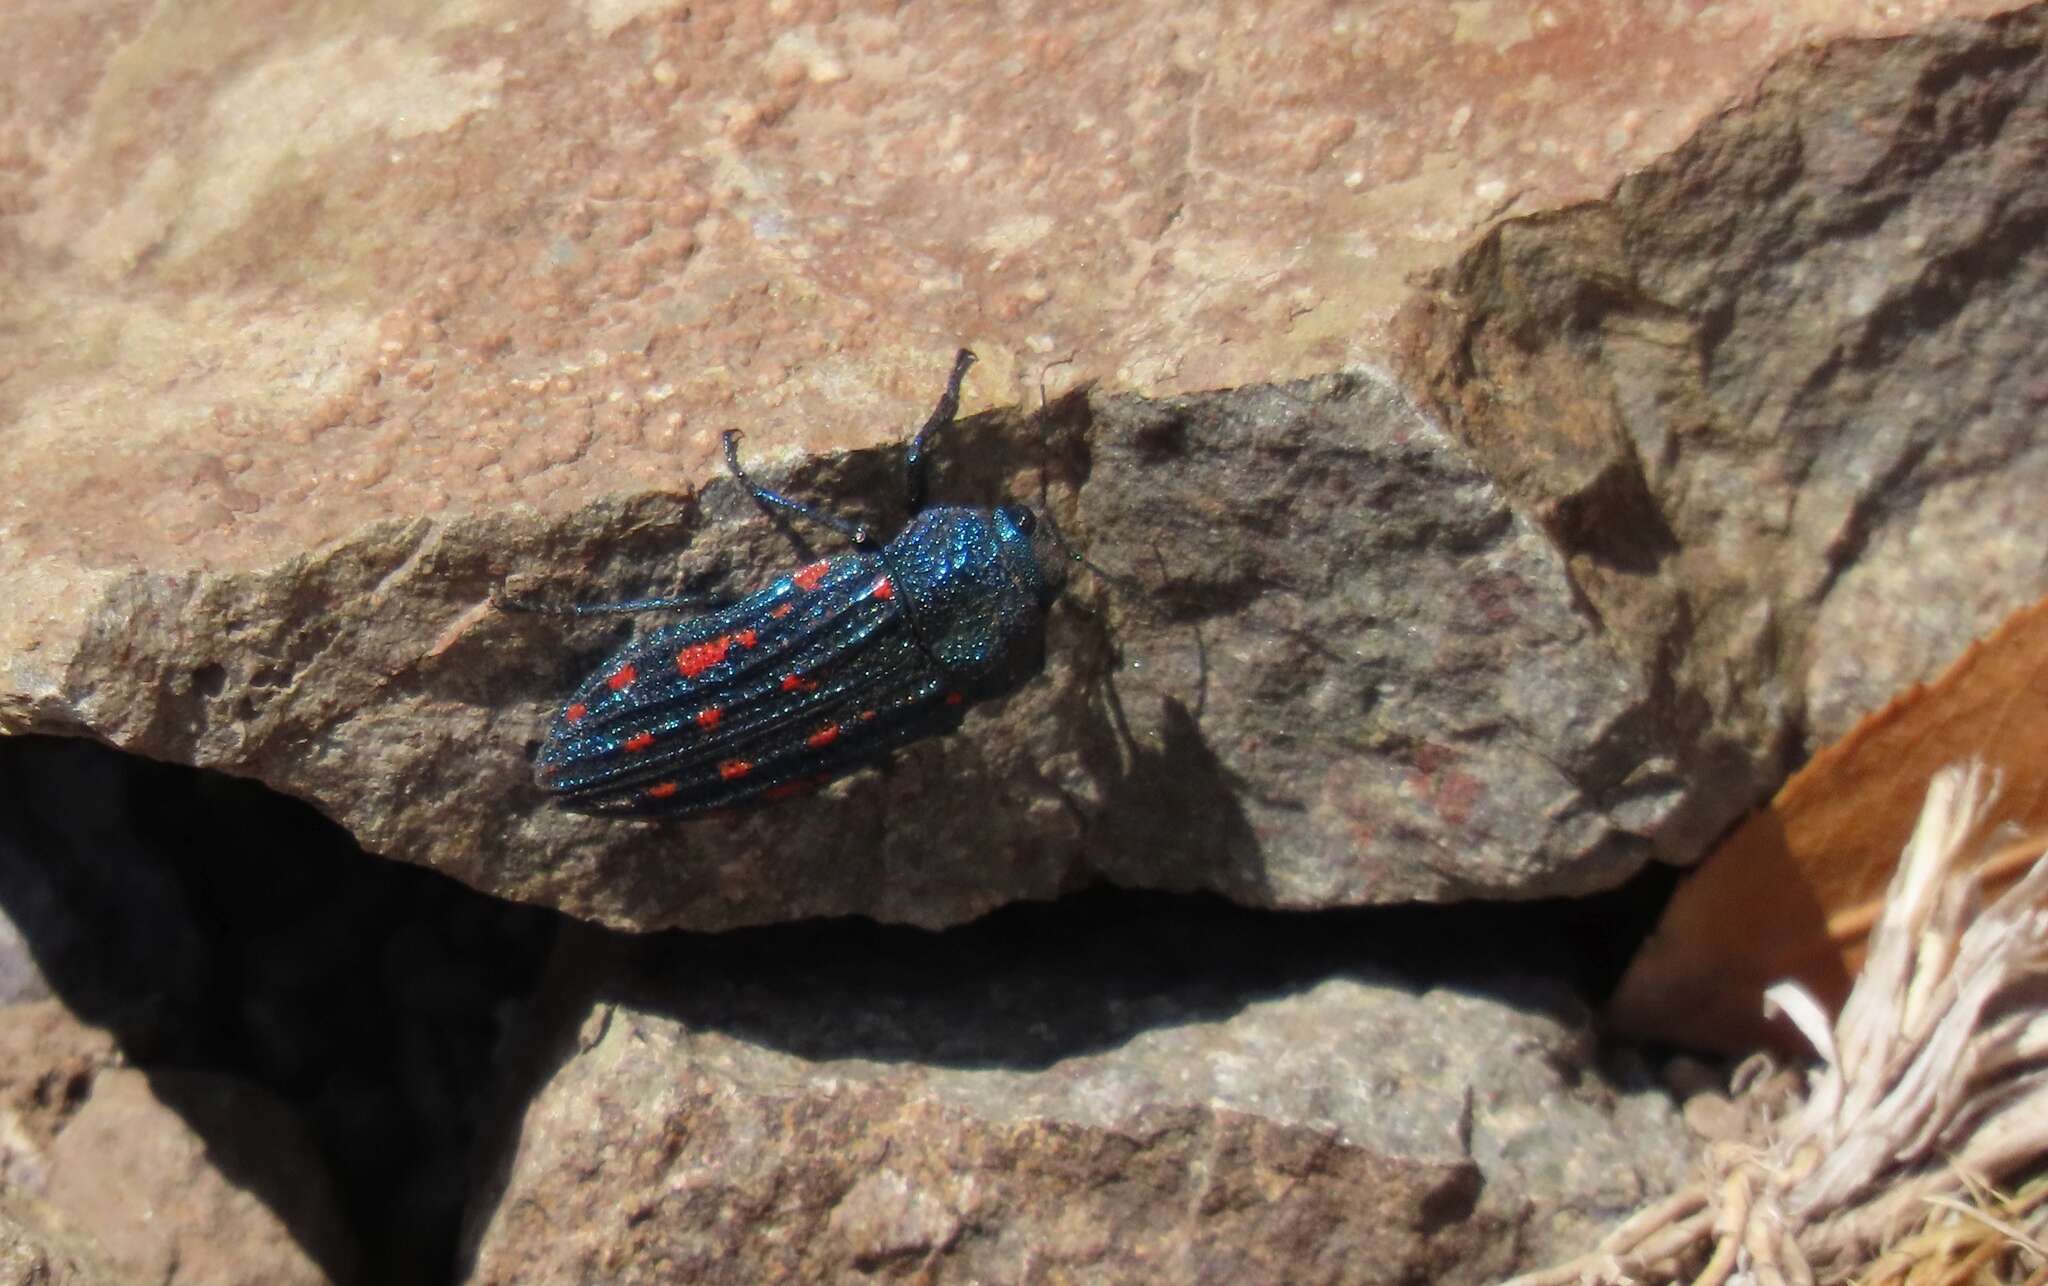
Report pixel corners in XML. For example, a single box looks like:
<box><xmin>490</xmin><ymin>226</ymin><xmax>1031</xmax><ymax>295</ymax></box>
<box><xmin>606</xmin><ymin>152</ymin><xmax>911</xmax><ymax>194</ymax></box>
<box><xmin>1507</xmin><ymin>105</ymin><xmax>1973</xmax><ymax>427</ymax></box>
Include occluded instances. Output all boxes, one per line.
<box><xmin>1068</xmin><ymin>376</ymin><xmax>1681</xmax><ymax>907</ymax></box>
<box><xmin>8</xmin><ymin>369</ymin><xmax>1676</xmax><ymax>933</ymax></box>
<box><xmin>1401</xmin><ymin>5</ymin><xmax>2048</xmax><ymax>859</ymax></box>
<box><xmin>464</xmin><ymin>926</ymin><xmax>1691</xmax><ymax>1283</ymax></box>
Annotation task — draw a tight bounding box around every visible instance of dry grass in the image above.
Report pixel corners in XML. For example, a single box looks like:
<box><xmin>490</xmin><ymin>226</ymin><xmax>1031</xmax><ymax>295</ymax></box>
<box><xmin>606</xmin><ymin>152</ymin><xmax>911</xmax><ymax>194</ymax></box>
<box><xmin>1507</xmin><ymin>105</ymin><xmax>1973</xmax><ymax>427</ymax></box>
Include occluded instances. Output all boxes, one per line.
<box><xmin>1508</xmin><ymin>764</ymin><xmax>2048</xmax><ymax>1286</ymax></box>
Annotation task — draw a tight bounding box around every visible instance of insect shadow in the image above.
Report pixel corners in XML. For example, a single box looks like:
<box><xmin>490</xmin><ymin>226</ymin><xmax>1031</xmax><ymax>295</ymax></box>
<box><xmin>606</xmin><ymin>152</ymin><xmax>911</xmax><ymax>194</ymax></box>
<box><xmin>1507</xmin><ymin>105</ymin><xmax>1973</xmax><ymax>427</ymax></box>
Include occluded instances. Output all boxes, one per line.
<box><xmin>1078</xmin><ymin>637</ymin><xmax>1269</xmax><ymax>904</ymax></box>
<box><xmin>1024</xmin><ymin>392</ymin><xmax>1271</xmax><ymax>903</ymax></box>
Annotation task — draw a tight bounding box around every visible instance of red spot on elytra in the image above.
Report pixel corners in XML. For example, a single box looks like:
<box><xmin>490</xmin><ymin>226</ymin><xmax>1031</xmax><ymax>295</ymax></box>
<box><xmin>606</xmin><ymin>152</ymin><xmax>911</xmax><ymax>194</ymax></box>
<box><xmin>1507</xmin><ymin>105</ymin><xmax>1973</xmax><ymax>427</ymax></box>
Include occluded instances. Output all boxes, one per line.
<box><xmin>695</xmin><ymin>706</ymin><xmax>723</xmax><ymax>730</ymax></box>
<box><xmin>781</xmin><ymin>673</ymin><xmax>818</xmax><ymax>693</ymax></box>
<box><xmin>793</xmin><ymin>560</ymin><xmax>830</xmax><ymax>591</ymax></box>
<box><xmin>719</xmin><ymin>759</ymin><xmax>753</xmax><ymax>781</ymax></box>
<box><xmin>606</xmin><ymin>664</ymin><xmax>637</xmax><ymax>691</ymax></box>
<box><xmin>871</xmin><ymin>575</ymin><xmax>895</xmax><ymax>601</ymax></box>
<box><xmin>646</xmin><ymin>781</ymin><xmax>680</xmax><ymax>800</ymax></box>
<box><xmin>565</xmin><ymin>703</ymin><xmax>588</xmax><ymax>725</ymax></box>
<box><xmin>807</xmin><ymin>725</ymin><xmax>840</xmax><ymax>749</ymax></box>
<box><xmin>623</xmin><ymin>731</ymin><xmax>655</xmax><ymax>753</ymax></box>
<box><xmin>677</xmin><ymin>635</ymin><xmax>735</xmax><ymax>678</ymax></box>
<box><xmin>735</xmin><ymin>628</ymin><xmax>758</xmax><ymax>648</ymax></box>
<box><xmin>764</xmin><ymin>776</ymin><xmax>821</xmax><ymax>801</ymax></box>
<box><xmin>771</xmin><ymin>603</ymin><xmax>794</xmax><ymax>619</ymax></box>
<box><xmin>859</xmin><ymin>709</ymin><xmax>877</xmax><ymax>721</ymax></box>
<box><xmin>944</xmin><ymin>692</ymin><xmax>964</xmax><ymax>706</ymax></box>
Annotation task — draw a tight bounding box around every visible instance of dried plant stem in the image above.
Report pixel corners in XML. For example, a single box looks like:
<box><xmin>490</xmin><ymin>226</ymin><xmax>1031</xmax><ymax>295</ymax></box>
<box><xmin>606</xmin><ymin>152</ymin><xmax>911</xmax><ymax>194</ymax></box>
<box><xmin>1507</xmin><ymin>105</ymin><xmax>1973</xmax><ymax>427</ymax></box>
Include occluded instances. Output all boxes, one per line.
<box><xmin>1507</xmin><ymin>765</ymin><xmax>2048</xmax><ymax>1286</ymax></box>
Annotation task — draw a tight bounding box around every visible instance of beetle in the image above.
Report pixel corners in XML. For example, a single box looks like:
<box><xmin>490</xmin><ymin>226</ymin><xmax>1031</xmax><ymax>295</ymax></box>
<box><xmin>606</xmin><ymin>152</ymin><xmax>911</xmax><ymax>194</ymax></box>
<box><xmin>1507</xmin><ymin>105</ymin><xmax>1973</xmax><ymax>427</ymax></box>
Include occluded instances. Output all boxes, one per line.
<box><xmin>520</xmin><ymin>348</ymin><xmax>1065</xmax><ymax>817</ymax></box>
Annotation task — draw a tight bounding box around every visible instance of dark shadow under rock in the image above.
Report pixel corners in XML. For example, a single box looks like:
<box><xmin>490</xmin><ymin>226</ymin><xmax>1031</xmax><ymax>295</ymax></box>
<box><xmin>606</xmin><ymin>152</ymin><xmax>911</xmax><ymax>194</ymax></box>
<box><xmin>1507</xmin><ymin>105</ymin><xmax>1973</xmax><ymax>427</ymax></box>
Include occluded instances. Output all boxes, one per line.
<box><xmin>0</xmin><ymin>734</ymin><xmax>1685</xmax><ymax>1286</ymax></box>
<box><xmin>0</xmin><ymin>736</ymin><xmax>556</xmax><ymax>1286</ymax></box>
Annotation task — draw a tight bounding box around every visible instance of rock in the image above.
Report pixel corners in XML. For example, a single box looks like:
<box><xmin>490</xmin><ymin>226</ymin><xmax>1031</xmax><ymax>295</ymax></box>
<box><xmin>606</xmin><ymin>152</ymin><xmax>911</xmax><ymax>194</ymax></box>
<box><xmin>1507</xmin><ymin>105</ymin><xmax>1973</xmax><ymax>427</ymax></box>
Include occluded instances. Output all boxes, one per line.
<box><xmin>0</xmin><ymin>1002</ymin><xmax>354</xmax><ymax>1285</ymax></box>
<box><xmin>1</xmin><ymin>368</ymin><xmax>1679</xmax><ymax>932</ymax></box>
<box><xmin>1068</xmin><ymin>377</ymin><xmax>1682</xmax><ymax>907</ymax></box>
<box><xmin>0</xmin><ymin>735</ymin><xmax>555</xmax><ymax>1282</ymax></box>
<box><xmin>464</xmin><ymin>921</ymin><xmax>1691</xmax><ymax>1283</ymax></box>
<box><xmin>44</xmin><ymin>1069</ymin><xmax>356</xmax><ymax>1286</ymax></box>
<box><xmin>0</xmin><ymin>1187</ymin><xmax>126</xmax><ymax>1286</ymax></box>
<box><xmin>1399</xmin><ymin>5</ymin><xmax>2048</xmax><ymax>857</ymax></box>
<box><xmin>2</xmin><ymin>0</ymin><xmax>2033</xmax><ymax>930</ymax></box>
<box><xmin>0</xmin><ymin>1002</ymin><xmax>122</xmax><ymax>1203</ymax></box>
<box><xmin>0</xmin><ymin>0</ymin><xmax>1971</xmax><ymax>573</ymax></box>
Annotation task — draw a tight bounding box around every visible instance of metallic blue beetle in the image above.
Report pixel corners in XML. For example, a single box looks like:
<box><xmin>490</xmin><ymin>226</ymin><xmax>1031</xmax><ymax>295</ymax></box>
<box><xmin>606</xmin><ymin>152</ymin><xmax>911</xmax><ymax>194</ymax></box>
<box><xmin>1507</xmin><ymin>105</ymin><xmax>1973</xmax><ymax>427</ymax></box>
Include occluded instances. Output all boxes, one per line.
<box><xmin>527</xmin><ymin>350</ymin><xmax>1062</xmax><ymax>817</ymax></box>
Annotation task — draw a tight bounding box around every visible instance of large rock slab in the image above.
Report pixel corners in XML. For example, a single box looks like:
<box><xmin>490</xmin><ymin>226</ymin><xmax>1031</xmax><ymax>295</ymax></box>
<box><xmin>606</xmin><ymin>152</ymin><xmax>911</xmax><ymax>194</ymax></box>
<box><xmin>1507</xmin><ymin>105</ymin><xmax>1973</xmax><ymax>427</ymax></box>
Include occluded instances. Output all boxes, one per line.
<box><xmin>1</xmin><ymin>0</ymin><xmax>1990</xmax><ymax>567</ymax></box>
<box><xmin>464</xmin><ymin>920</ymin><xmax>1691</xmax><ymax>1283</ymax></box>
<box><xmin>3</xmin><ymin>1</ymin><xmax>2035</xmax><ymax>931</ymax></box>
<box><xmin>1401</xmin><ymin>4</ymin><xmax>2048</xmax><ymax>852</ymax></box>
<box><xmin>5</xmin><ymin>370</ymin><xmax>1679</xmax><ymax>931</ymax></box>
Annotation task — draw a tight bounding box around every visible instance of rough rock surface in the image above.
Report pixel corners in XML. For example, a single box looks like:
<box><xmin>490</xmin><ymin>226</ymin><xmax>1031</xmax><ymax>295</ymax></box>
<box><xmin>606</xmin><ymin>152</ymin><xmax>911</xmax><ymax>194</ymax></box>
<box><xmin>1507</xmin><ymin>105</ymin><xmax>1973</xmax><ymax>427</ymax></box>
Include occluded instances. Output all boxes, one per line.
<box><xmin>1</xmin><ymin>0</ymin><xmax>1992</xmax><ymax>584</ymax></box>
<box><xmin>0</xmin><ymin>2</ymin><xmax>2041</xmax><ymax>1282</ymax></box>
<box><xmin>6</xmin><ymin>370</ymin><xmax>1674</xmax><ymax>933</ymax></box>
<box><xmin>0</xmin><ymin>1003</ymin><xmax>124</xmax><ymax>1272</ymax></box>
<box><xmin>0</xmin><ymin>1002</ymin><xmax>353</xmax><ymax>1286</ymax></box>
<box><xmin>1400</xmin><ymin>4</ymin><xmax>2048</xmax><ymax>854</ymax></box>
<box><xmin>0</xmin><ymin>1188</ymin><xmax>123</xmax><ymax>1286</ymax></box>
<box><xmin>1</xmin><ymin>1</ymin><xmax>2036</xmax><ymax>932</ymax></box>
<box><xmin>464</xmin><ymin>918</ymin><xmax>1691</xmax><ymax>1284</ymax></box>
<box><xmin>1067</xmin><ymin>378</ymin><xmax>1683</xmax><ymax>907</ymax></box>
<box><xmin>45</xmin><ymin>1068</ymin><xmax>354</xmax><ymax>1286</ymax></box>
